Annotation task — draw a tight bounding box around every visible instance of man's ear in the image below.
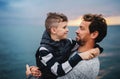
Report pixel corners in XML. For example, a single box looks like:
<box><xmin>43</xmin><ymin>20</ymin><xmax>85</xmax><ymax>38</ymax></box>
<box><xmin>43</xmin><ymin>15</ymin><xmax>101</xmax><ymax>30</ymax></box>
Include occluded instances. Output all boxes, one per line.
<box><xmin>91</xmin><ymin>31</ymin><xmax>99</xmax><ymax>39</ymax></box>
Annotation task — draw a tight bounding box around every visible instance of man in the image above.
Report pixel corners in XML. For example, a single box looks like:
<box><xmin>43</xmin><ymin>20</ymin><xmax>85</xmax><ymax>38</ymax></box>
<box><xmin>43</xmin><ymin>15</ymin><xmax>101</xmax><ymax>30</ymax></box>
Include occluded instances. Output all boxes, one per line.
<box><xmin>58</xmin><ymin>13</ymin><xmax>107</xmax><ymax>79</ymax></box>
<box><xmin>26</xmin><ymin>13</ymin><xmax>107</xmax><ymax>79</ymax></box>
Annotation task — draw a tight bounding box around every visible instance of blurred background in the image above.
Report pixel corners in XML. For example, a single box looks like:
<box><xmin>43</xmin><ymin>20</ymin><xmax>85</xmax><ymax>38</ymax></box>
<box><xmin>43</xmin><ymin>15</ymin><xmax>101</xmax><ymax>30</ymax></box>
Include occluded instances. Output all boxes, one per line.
<box><xmin>0</xmin><ymin>0</ymin><xmax>120</xmax><ymax>79</ymax></box>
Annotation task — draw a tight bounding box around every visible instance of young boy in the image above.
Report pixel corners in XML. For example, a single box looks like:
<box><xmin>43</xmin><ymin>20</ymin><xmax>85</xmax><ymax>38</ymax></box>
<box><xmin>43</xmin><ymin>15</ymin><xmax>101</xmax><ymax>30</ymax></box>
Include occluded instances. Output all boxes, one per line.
<box><xmin>26</xmin><ymin>12</ymin><xmax>102</xmax><ymax>79</ymax></box>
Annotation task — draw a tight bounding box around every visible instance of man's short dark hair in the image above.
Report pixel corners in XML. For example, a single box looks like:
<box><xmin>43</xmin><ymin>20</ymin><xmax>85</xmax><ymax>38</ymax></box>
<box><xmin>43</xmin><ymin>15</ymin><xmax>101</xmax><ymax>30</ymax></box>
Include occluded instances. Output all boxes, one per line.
<box><xmin>83</xmin><ymin>14</ymin><xmax>107</xmax><ymax>43</ymax></box>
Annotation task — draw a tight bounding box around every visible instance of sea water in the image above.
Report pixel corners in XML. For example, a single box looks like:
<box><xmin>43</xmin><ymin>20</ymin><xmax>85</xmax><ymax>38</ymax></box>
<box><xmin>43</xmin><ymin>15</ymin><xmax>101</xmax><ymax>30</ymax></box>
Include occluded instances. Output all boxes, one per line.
<box><xmin>0</xmin><ymin>25</ymin><xmax>120</xmax><ymax>79</ymax></box>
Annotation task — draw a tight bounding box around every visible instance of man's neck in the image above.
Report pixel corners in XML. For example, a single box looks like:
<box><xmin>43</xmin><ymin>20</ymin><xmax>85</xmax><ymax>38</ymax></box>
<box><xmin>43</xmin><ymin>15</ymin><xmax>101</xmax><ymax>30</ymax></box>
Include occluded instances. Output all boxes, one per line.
<box><xmin>78</xmin><ymin>41</ymin><xmax>95</xmax><ymax>53</ymax></box>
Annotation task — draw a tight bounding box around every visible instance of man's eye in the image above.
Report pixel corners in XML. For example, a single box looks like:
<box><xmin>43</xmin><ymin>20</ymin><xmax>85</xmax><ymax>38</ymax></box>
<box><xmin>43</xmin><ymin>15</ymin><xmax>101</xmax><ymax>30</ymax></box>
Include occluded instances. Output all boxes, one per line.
<box><xmin>80</xmin><ymin>26</ymin><xmax>82</xmax><ymax>29</ymax></box>
<box><xmin>80</xmin><ymin>27</ymin><xmax>84</xmax><ymax>30</ymax></box>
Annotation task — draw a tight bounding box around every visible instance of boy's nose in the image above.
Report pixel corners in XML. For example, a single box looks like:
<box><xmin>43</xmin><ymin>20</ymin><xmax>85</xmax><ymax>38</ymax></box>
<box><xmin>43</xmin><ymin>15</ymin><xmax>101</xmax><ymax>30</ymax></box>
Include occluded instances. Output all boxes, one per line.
<box><xmin>66</xmin><ymin>28</ymin><xmax>69</xmax><ymax>32</ymax></box>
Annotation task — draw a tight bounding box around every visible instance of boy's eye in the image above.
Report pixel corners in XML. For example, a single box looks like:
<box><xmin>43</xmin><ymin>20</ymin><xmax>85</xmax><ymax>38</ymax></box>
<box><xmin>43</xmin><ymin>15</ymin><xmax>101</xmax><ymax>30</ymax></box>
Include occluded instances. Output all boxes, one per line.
<box><xmin>63</xmin><ymin>26</ymin><xmax>67</xmax><ymax>29</ymax></box>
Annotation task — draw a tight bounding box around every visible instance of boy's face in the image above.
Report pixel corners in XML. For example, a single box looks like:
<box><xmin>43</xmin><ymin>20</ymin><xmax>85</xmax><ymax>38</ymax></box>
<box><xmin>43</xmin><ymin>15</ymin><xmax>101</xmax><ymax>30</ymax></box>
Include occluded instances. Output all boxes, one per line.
<box><xmin>54</xmin><ymin>21</ymin><xmax>69</xmax><ymax>40</ymax></box>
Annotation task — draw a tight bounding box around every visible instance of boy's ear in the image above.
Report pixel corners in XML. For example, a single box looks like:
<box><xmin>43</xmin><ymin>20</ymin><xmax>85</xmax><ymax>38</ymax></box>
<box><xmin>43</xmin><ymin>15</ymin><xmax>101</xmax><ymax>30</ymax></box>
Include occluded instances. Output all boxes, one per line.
<box><xmin>51</xmin><ymin>27</ymin><xmax>57</xmax><ymax>34</ymax></box>
<box><xmin>91</xmin><ymin>31</ymin><xmax>99</xmax><ymax>39</ymax></box>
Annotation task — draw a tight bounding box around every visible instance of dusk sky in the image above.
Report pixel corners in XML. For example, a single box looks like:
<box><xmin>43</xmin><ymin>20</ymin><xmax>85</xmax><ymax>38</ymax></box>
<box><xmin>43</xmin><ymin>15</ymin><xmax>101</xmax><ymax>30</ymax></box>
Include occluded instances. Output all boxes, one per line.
<box><xmin>0</xmin><ymin>0</ymin><xmax>120</xmax><ymax>26</ymax></box>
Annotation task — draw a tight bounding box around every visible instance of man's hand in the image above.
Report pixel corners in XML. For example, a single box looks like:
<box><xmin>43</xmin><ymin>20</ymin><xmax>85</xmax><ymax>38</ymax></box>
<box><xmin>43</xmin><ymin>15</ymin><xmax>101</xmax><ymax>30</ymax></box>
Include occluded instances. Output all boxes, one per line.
<box><xmin>30</xmin><ymin>66</ymin><xmax>42</xmax><ymax>78</ymax></box>
<box><xmin>26</xmin><ymin>64</ymin><xmax>32</xmax><ymax>76</ymax></box>
<box><xmin>79</xmin><ymin>48</ymin><xmax>100</xmax><ymax>60</ymax></box>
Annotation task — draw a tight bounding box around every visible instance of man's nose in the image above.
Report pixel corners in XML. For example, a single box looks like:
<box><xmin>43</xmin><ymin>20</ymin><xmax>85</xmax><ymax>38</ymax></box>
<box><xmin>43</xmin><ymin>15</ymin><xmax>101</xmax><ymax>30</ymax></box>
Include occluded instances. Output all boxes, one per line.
<box><xmin>75</xmin><ymin>29</ymin><xmax>79</xmax><ymax>33</ymax></box>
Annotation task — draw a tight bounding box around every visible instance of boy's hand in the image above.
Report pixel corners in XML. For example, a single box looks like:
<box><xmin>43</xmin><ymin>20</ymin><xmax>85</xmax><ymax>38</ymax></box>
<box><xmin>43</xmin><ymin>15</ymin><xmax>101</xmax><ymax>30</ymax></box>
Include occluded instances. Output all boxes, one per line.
<box><xmin>30</xmin><ymin>66</ymin><xmax>42</xmax><ymax>78</ymax></box>
<box><xmin>79</xmin><ymin>48</ymin><xmax>100</xmax><ymax>60</ymax></box>
<box><xmin>90</xmin><ymin>48</ymin><xmax>100</xmax><ymax>57</ymax></box>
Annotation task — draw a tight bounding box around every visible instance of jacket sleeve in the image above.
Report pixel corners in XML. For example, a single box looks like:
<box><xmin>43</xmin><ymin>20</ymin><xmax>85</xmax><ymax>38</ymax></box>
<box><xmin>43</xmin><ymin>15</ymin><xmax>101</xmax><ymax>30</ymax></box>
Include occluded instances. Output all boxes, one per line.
<box><xmin>38</xmin><ymin>47</ymin><xmax>82</xmax><ymax>77</ymax></box>
<box><xmin>59</xmin><ymin>39</ymin><xmax>77</xmax><ymax>63</ymax></box>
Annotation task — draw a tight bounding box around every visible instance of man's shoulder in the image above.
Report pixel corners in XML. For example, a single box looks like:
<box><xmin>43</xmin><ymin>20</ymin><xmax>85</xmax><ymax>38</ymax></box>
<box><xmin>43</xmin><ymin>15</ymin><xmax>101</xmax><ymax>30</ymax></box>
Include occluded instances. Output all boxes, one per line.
<box><xmin>58</xmin><ymin>57</ymin><xmax>100</xmax><ymax>79</ymax></box>
<box><xmin>71</xmin><ymin>57</ymin><xmax>100</xmax><ymax>79</ymax></box>
<box><xmin>75</xmin><ymin>57</ymin><xmax>100</xmax><ymax>70</ymax></box>
<box><xmin>77</xmin><ymin>57</ymin><xmax>100</xmax><ymax>68</ymax></box>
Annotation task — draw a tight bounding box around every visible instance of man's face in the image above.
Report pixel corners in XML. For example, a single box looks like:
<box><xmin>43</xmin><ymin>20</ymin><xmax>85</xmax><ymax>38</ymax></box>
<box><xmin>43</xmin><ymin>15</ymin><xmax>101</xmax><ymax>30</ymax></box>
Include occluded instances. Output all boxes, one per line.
<box><xmin>75</xmin><ymin>20</ymin><xmax>91</xmax><ymax>46</ymax></box>
<box><xmin>54</xmin><ymin>22</ymin><xmax>69</xmax><ymax>40</ymax></box>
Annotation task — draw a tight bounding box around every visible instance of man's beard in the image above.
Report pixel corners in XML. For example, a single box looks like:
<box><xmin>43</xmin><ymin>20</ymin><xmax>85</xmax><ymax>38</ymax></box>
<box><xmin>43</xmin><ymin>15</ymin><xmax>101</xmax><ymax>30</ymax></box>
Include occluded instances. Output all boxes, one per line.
<box><xmin>76</xmin><ymin>39</ymin><xmax>86</xmax><ymax>46</ymax></box>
